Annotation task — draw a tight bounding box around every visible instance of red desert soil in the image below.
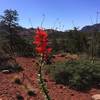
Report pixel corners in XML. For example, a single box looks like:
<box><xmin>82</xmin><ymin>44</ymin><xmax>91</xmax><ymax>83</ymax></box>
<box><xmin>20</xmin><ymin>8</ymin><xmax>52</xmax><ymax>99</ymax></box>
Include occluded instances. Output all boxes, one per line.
<box><xmin>0</xmin><ymin>56</ymin><xmax>100</xmax><ymax>100</ymax></box>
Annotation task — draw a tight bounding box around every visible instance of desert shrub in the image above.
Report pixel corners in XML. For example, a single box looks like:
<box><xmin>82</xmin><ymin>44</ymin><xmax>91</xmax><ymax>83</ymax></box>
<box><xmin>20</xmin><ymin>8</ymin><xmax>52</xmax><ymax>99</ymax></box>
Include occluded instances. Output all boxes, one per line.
<box><xmin>14</xmin><ymin>78</ymin><xmax>22</xmax><ymax>85</ymax></box>
<box><xmin>27</xmin><ymin>90</ymin><xmax>36</xmax><ymax>96</ymax></box>
<box><xmin>0</xmin><ymin>63</ymin><xmax>23</xmax><ymax>73</ymax></box>
<box><xmin>46</xmin><ymin>61</ymin><xmax>100</xmax><ymax>90</ymax></box>
<box><xmin>0</xmin><ymin>31</ymin><xmax>35</xmax><ymax>57</ymax></box>
<box><xmin>16</xmin><ymin>94</ymin><xmax>24</xmax><ymax>100</ymax></box>
<box><xmin>0</xmin><ymin>51</ymin><xmax>23</xmax><ymax>73</ymax></box>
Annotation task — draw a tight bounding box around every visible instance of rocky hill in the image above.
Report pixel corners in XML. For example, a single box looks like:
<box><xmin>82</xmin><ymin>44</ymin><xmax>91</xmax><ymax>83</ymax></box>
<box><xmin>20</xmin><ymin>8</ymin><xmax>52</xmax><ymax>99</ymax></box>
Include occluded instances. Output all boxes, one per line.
<box><xmin>81</xmin><ymin>23</ymin><xmax>100</xmax><ymax>32</ymax></box>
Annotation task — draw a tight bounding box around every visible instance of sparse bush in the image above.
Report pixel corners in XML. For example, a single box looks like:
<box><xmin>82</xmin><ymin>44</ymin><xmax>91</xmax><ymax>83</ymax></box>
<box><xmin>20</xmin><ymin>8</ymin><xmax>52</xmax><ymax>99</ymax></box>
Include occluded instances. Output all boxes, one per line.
<box><xmin>27</xmin><ymin>90</ymin><xmax>36</xmax><ymax>96</ymax></box>
<box><xmin>0</xmin><ymin>64</ymin><xmax>23</xmax><ymax>73</ymax></box>
<box><xmin>46</xmin><ymin>60</ymin><xmax>100</xmax><ymax>90</ymax></box>
<box><xmin>0</xmin><ymin>51</ymin><xmax>23</xmax><ymax>72</ymax></box>
<box><xmin>16</xmin><ymin>94</ymin><xmax>24</xmax><ymax>100</ymax></box>
<box><xmin>14</xmin><ymin>78</ymin><xmax>22</xmax><ymax>85</ymax></box>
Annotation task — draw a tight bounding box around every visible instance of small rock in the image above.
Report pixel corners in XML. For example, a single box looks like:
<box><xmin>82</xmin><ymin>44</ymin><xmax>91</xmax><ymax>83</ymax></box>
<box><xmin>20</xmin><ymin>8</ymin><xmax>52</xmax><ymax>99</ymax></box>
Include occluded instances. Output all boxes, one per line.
<box><xmin>32</xmin><ymin>59</ymin><xmax>35</xmax><ymax>62</ymax></box>
<box><xmin>59</xmin><ymin>85</ymin><xmax>63</xmax><ymax>89</ymax></box>
<box><xmin>2</xmin><ymin>70</ymin><xmax>10</xmax><ymax>74</ymax></box>
<box><xmin>92</xmin><ymin>94</ymin><xmax>100</xmax><ymax>100</ymax></box>
<box><xmin>71</xmin><ymin>93</ymin><xmax>74</xmax><ymax>96</ymax></box>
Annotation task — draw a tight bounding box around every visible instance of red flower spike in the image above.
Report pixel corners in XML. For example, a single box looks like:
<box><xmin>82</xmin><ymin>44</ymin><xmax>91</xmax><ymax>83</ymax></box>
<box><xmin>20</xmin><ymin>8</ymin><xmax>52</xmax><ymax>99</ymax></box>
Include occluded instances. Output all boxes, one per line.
<box><xmin>33</xmin><ymin>27</ymin><xmax>52</xmax><ymax>59</ymax></box>
<box><xmin>36</xmin><ymin>47</ymin><xmax>44</xmax><ymax>53</ymax></box>
<box><xmin>36</xmin><ymin>28</ymin><xmax>48</xmax><ymax>38</ymax></box>
<box><xmin>47</xmin><ymin>48</ymin><xmax>52</xmax><ymax>54</ymax></box>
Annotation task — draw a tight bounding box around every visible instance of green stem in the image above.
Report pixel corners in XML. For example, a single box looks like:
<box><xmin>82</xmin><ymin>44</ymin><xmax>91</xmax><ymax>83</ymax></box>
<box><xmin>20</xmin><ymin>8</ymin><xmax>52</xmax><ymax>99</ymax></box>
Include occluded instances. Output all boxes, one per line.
<box><xmin>38</xmin><ymin>57</ymin><xmax>51</xmax><ymax>100</ymax></box>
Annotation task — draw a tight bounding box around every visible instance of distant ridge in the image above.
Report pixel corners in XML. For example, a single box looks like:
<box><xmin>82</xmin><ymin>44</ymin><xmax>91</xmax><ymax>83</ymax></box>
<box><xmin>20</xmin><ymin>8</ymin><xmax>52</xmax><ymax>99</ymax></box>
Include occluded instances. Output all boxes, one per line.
<box><xmin>81</xmin><ymin>23</ymin><xmax>100</xmax><ymax>32</ymax></box>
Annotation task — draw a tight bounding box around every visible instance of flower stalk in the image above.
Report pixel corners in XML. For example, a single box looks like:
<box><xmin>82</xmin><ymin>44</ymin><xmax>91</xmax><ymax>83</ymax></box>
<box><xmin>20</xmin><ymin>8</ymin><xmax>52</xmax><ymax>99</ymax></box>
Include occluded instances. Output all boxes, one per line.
<box><xmin>33</xmin><ymin>28</ymin><xmax>52</xmax><ymax>100</ymax></box>
<box><xmin>38</xmin><ymin>56</ymin><xmax>51</xmax><ymax>100</ymax></box>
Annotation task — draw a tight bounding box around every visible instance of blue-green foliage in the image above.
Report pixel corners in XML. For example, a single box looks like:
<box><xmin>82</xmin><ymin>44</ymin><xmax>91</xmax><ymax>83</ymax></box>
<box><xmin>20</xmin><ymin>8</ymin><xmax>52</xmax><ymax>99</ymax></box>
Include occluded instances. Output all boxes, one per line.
<box><xmin>45</xmin><ymin>60</ymin><xmax>100</xmax><ymax>90</ymax></box>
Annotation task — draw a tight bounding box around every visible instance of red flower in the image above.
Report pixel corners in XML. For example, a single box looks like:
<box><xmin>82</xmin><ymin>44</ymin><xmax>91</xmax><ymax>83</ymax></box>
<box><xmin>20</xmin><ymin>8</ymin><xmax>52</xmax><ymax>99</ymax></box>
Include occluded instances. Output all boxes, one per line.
<box><xmin>36</xmin><ymin>47</ymin><xmax>44</xmax><ymax>53</ymax></box>
<box><xmin>33</xmin><ymin>28</ymin><xmax>52</xmax><ymax>55</ymax></box>
<box><xmin>36</xmin><ymin>28</ymin><xmax>48</xmax><ymax>38</ymax></box>
<box><xmin>47</xmin><ymin>48</ymin><xmax>52</xmax><ymax>53</ymax></box>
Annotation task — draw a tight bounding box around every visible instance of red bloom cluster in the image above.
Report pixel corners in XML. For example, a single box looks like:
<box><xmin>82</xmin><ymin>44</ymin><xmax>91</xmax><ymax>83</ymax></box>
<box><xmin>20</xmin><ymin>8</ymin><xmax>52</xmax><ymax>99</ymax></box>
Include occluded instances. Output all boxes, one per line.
<box><xmin>33</xmin><ymin>28</ymin><xmax>52</xmax><ymax>55</ymax></box>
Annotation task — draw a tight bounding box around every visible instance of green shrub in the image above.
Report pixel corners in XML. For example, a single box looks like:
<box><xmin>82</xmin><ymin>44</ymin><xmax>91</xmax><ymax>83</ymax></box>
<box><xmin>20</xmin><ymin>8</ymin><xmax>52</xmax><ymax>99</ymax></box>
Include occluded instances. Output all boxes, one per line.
<box><xmin>0</xmin><ymin>63</ymin><xmax>23</xmax><ymax>73</ymax></box>
<box><xmin>46</xmin><ymin>61</ymin><xmax>100</xmax><ymax>90</ymax></box>
<box><xmin>0</xmin><ymin>51</ymin><xmax>23</xmax><ymax>73</ymax></box>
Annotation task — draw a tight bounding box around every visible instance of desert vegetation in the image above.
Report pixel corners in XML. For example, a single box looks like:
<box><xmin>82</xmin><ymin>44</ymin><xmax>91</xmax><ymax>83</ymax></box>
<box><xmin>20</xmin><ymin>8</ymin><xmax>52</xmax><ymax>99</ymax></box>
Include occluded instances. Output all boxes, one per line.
<box><xmin>0</xmin><ymin>9</ymin><xmax>100</xmax><ymax>100</ymax></box>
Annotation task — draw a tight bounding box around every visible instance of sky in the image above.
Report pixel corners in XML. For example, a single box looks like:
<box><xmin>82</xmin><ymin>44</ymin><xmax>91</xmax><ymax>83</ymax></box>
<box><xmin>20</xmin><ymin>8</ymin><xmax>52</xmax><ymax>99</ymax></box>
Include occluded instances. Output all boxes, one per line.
<box><xmin>0</xmin><ymin>0</ymin><xmax>100</xmax><ymax>31</ymax></box>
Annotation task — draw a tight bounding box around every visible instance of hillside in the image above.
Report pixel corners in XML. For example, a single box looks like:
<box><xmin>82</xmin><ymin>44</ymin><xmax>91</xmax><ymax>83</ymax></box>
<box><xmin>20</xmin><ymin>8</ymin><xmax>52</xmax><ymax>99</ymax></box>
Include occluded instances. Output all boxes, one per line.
<box><xmin>81</xmin><ymin>24</ymin><xmax>100</xmax><ymax>32</ymax></box>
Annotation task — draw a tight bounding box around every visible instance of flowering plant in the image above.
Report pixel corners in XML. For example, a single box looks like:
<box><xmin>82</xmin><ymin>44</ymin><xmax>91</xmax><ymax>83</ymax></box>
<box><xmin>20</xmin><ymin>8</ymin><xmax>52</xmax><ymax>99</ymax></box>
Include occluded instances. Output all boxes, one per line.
<box><xmin>33</xmin><ymin>28</ymin><xmax>52</xmax><ymax>100</ymax></box>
